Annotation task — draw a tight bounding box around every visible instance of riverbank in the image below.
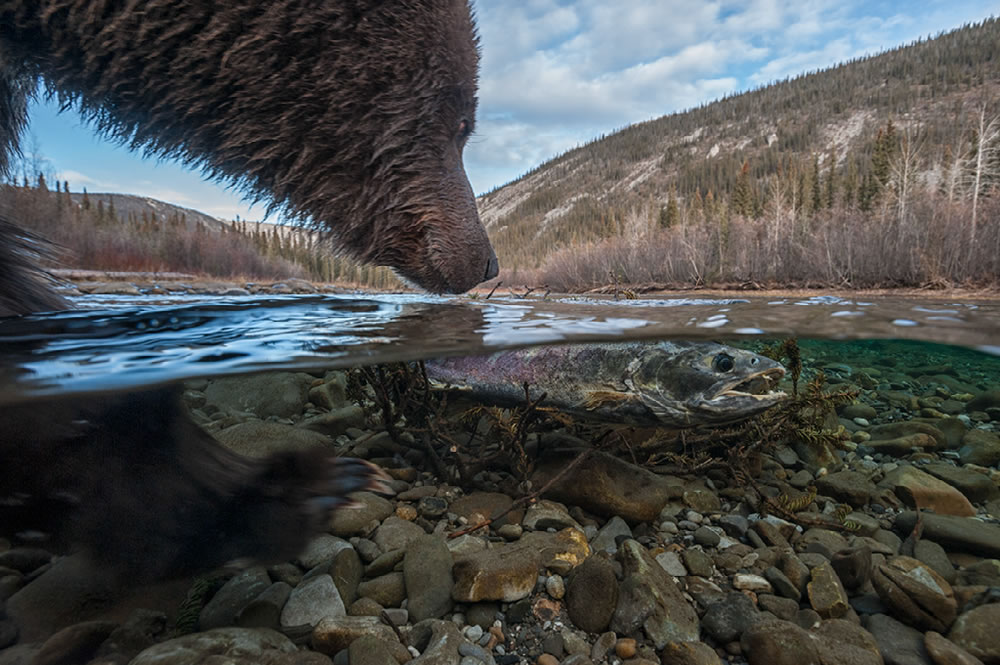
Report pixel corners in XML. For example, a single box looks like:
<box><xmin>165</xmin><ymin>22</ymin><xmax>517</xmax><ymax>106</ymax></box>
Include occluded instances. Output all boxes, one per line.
<box><xmin>50</xmin><ymin>269</ymin><xmax>1000</xmax><ymax>302</ymax></box>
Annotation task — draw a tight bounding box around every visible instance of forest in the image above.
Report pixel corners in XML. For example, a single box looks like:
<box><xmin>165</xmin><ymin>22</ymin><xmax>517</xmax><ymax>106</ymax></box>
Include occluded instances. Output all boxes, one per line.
<box><xmin>0</xmin><ymin>179</ymin><xmax>402</xmax><ymax>289</ymax></box>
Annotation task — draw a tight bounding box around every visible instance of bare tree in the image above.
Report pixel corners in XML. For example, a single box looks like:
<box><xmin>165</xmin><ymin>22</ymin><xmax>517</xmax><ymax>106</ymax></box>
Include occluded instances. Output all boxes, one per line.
<box><xmin>888</xmin><ymin>126</ymin><xmax>924</xmax><ymax>227</ymax></box>
<box><xmin>763</xmin><ymin>171</ymin><xmax>789</xmax><ymax>278</ymax></box>
<box><xmin>964</xmin><ymin>105</ymin><xmax>1000</xmax><ymax>249</ymax></box>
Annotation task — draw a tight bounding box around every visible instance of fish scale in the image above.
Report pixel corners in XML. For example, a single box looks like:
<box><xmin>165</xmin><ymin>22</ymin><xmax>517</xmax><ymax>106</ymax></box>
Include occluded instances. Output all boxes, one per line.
<box><xmin>425</xmin><ymin>340</ymin><xmax>788</xmax><ymax>428</ymax></box>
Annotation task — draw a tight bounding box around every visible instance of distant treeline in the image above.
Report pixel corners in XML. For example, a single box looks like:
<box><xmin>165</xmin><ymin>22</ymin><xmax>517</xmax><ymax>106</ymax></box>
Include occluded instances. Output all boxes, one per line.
<box><xmin>0</xmin><ymin>178</ymin><xmax>403</xmax><ymax>289</ymax></box>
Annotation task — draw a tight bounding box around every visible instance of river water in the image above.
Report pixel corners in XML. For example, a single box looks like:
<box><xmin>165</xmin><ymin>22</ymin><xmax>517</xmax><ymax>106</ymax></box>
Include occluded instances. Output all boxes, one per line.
<box><xmin>0</xmin><ymin>292</ymin><xmax>997</xmax><ymax>403</ymax></box>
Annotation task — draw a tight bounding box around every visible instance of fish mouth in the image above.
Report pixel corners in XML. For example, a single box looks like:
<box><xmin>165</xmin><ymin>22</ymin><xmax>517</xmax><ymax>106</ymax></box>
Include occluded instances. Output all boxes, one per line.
<box><xmin>712</xmin><ymin>367</ymin><xmax>787</xmax><ymax>403</ymax></box>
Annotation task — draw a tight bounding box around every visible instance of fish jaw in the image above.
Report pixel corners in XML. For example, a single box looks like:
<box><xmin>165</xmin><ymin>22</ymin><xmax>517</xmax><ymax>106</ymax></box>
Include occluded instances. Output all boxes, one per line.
<box><xmin>634</xmin><ymin>344</ymin><xmax>789</xmax><ymax>427</ymax></box>
<box><xmin>690</xmin><ymin>365</ymin><xmax>788</xmax><ymax>424</ymax></box>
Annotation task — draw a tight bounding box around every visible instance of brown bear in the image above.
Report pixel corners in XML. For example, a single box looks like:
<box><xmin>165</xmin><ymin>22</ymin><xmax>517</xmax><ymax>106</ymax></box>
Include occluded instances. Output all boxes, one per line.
<box><xmin>0</xmin><ymin>1</ymin><xmax>489</xmax><ymax>581</ymax></box>
<box><xmin>0</xmin><ymin>0</ymin><xmax>497</xmax><ymax>307</ymax></box>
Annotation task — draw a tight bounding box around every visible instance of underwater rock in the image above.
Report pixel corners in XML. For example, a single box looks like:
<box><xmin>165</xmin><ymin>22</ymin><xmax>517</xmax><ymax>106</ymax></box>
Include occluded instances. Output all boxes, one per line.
<box><xmin>872</xmin><ymin>556</ymin><xmax>956</xmax><ymax>632</ymax></box>
<box><xmin>922</xmin><ymin>463</ymin><xmax>999</xmax><ymax>504</ymax></box>
<box><xmin>948</xmin><ymin>604</ymin><xmax>1000</xmax><ymax>664</ymax></box>
<box><xmin>701</xmin><ymin>592</ymin><xmax>761</xmax><ymax>643</ymax></box>
<box><xmin>967</xmin><ymin>390</ymin><xmax>1000</xmax><ymax>413</ymax></box>
<box><xmin>373</xmin><ymin>517</ymin><xmax>427</xmax><ymax>552</ymax></box>
<box><xmin>958</xmin><ymin>430</ymin><xmax>1000</xmax><ymax>467</ymax></box>
<box><xmin>451</xmin><ymin>530</ymin><xmax>588</xmax><ymax>604</ymax></box>
<box><xmin>611</xmin><ymin>539</ymin><xmax>699</xmax><ymax>649</ymax></box>
<box><xmin>235</xmin><ymin>582</ymin><xmax>292</xmax><ymax>631</ymax></box>
<box><xmin>531</xmin><ymin>451</ymin><xmax>681</xmax><ymax>523</ymax></box>
<box><xmin>831</xmin><ymin>546</ymin><xmax>873</xmax><ymax>591</ymax></box>
<box><xmin>911</xmin><ymin>540</ymin><xmax>956</xmax><ymax>585</ymax></box>
<box><xmin>739</xmin><ymin>619</ymin><xmax>821</xmax><ymax>665</ymax></box>
<box><xmin>895</xmin><ymin>512</ymin><xmax>1000</xmax><ymax>558</ymax></box>
<box><xmin>328</xmin><ymin>492</ymin><xmax>394</xmax><ymax>537</ymax></box>
<box><xmin>866</xmin><ymin>433</ymin><xmax>942</xmax><ymax>456</ymax></box>
<box><xmin>204</xmin><ymin>372</ymin><xmax>313</xmax><ymax>420</ymax></box>
<box><xmin>5</xmin><ymin>555</ymin><xmax>121</xmax><ymax>642</ymax></box>
<box><xmin>660</xmin><ymin>640</ymin><xmax>723</xmax><ymax>665</ymax></box>
<box><xmin>407</xmin><ymin>619</ymin><xmax>478</xmax><ymax>665</ymax></box>
<box><xmin>299</xmin><ymin>405</ymin><xmax>367</xmax><ymax>438</ymax></box>
<box><xmin>923</xmin><ymin>630</ymin><xmax>985</xmax><ymax>665</ymax></box>
<box><xmin>522</xmin><ymin>500</ymin><xmax>582</xmax><ymax>531</ymax></box>
<box><xmin>869</xmin><ymin>422</ymin><xmax>947</xmax><ymax>449</ymax></box>
<box><xmin>879</xmin><ymin>466</ymin><xmax>975</xmax><ymax>517</ymax></box>
<box><xmin>311</xmin><ymin>616</ymin><xmax>402</xmax><ymax>657</ymax></box>
<box><xmin>591</xmin><ymin>516</ymin><xmax>633</xmax><ymax>555</ymax></box>
<box><xmin>863</xmin><ymin>613</ymin><xmax>929</xmax><ymax>665</ymax></box>
<box><xmin>297</xmin><ymin>535</ymin><xmax>353</xmax><ymax>571</ymax></box>
<box><xmin>200</xmin><ymin>568</ymin><xmax>271</xmax><ymax>631</ymax></box>
<box><xmin>356</xmin><ymin>573</ymin><xmax>406</xmax><ymax>609</ymax></box>
<box><xmin>280</xmin><ymin>574</ymin><xmax>346</xmax><ymax>629</ymax></box>
<box><xmin>348</xmin><ymin>634</ymin><xmax>401</xmax><ymax>665</ymax></box>
<box><xmin>214</xmin><ymin>420</ymin><xmax>331</xmax><ymax>459</ymax></box>
<box><xmin>807</xmin><ymin>562</ymin><xmax>851</xmax><ymax>620</ymax></box>
<box><xmin>449</xmin><ymin>492</ymin><xmax>523</xmax><ymax>529</ymax></box>
<box><xmin>130</xmin><ymin>627</ymin><xmax>299</xmax><ymax>665</ymax></box>
<box><xmin>404</xmin><ymin>535</ymin><xmax>455</xmax><ymax>623</ymax></box>
<box><xmin>812</xmin><ymin>619</ymin><xmax>884</xmax><ymax>665</ymax></box>
<box><xmin>32</xmin><ymin>620</ymin><xmax>118</xmax><ymax>665</ymax></box>
<box><xmin>817</xmin><ymin>470</ymin><xmax>879</xmax><ymax>508</ymax></box>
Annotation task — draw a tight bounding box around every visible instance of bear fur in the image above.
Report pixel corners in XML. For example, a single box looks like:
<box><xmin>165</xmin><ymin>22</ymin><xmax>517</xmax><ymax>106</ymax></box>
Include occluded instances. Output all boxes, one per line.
<box><xmin>0</xmin><ymin>0</ymin><xmax>497</xmax><ymax>302</ymax></box>
<box><xmin>0</xmin><ymin>388</ymin><xmax>387</xmax><ymax>578</ymax></box>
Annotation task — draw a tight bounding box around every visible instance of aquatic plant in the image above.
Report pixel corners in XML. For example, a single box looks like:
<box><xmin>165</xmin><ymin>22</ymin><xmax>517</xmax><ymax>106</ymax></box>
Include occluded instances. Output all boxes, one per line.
<box><xmin>777</xmin><ymin>485</ymin><xmax>817</xmax><ymax>512</ymax></box>
<box><xmin>762</xmin><ymin>338</ymin><xmax>802</xmax><ymax>394</ymax></box>
<box><xmin>173</xmin><ymin>571</ymin><xmax>233</xmax><ymax>636</ymax></box>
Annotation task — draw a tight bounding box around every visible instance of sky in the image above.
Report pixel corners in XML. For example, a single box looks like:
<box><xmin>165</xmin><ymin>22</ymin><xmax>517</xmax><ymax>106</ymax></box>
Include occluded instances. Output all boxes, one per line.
<box><xmin>19</xmin><ymin>0</ymin><xmax>999</xmax><ymax>221</ymax></box>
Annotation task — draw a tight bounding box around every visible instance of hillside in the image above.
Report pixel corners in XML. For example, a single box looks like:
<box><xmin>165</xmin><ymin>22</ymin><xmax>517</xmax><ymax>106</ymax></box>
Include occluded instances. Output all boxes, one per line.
<box><xmin>68</xmin><ymin>192</ymin><xmax>229</xmax><ymax>233</ymax></box>
<box><xmin>478</xmin><ymin>18</ymin><xmax>1000</xmax><ymax>289</ymax></box>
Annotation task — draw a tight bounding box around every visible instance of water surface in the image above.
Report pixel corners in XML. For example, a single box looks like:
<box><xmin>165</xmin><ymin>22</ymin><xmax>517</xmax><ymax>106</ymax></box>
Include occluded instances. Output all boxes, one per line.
<box><xmin>0</xmin><ymin>292</ymin><xmax>997</xmax><ymax>403</ymax></box>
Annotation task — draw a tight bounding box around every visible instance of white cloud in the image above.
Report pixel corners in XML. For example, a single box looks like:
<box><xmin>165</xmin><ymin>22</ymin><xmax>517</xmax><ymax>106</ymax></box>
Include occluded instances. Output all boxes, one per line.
<box><xmin>54</xmin><ymin>170</ymin><xmax>120</xmax><ymax>191</ymax></box>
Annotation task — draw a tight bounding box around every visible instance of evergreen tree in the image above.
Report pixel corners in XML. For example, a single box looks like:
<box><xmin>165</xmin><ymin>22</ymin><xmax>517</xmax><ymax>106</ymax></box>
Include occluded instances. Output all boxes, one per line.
<box><xmin>731</xmin><ymin>160</ymin><xmax>754</xmax><ymax>217</ymax></box>
<box><xmin>824</xmin><ymin>146</ymin><xmax>837</xmax><ymax>208</ymax></box>
<box><xmin>659</xmin><ymin>186</ymin><xmax>680</xmax><ymax>228</ymax></box>
<box><xmin>810</xmin><ymin>155</ymin><xmax>822</xmax><ymax>212</ymax></box>
<box><xmin>843</xmin><ymin>161</ymin><xmax>858</xmax><ymax>209</ymax></box>
<box><xmin>872</xmin><ymin>120</ymin><xmax>897</xmax><ymax>187</ymax></box>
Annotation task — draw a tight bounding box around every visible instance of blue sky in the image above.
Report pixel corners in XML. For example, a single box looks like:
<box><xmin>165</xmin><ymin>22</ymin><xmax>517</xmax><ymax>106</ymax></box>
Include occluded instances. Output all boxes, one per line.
<box><xmin>18</xmin><ymin>0</ymin><xmax>998</xmax><ymax>221</ymax></box>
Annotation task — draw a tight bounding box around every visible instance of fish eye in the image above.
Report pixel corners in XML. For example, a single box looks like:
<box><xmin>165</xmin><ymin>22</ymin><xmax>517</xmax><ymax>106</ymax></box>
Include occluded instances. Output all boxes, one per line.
<box><xmin>713</xmin><ymin>353</ymin><xmax>735</xmax><ymax>372</ymax></box>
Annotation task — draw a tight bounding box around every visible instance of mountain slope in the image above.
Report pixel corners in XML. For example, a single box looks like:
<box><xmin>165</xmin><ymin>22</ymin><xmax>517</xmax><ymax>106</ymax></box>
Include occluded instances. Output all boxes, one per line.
<box><xmin>68</xmin><ymin>192</ymin><xmax>229</xmax><ymax>232</ymax></box>
<box><xmin>478</xmin><ymin>18</ymin><xmax>1000</xmax><ymax>274</ymax></box>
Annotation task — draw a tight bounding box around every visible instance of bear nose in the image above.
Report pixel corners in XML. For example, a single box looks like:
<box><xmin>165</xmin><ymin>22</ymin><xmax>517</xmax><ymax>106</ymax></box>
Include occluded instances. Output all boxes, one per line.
<box><xmin>484</xmin><ymin>253</ymin><xmax>499</xmax><ymax>281</ymax></box>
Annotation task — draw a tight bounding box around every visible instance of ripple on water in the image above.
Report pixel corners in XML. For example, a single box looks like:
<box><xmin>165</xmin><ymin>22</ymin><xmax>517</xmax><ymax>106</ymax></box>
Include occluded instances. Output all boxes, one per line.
<box><xmin>0</xmin><ymin>292</ymin><xmax>998</xmax><ymax>401</ymax></box>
